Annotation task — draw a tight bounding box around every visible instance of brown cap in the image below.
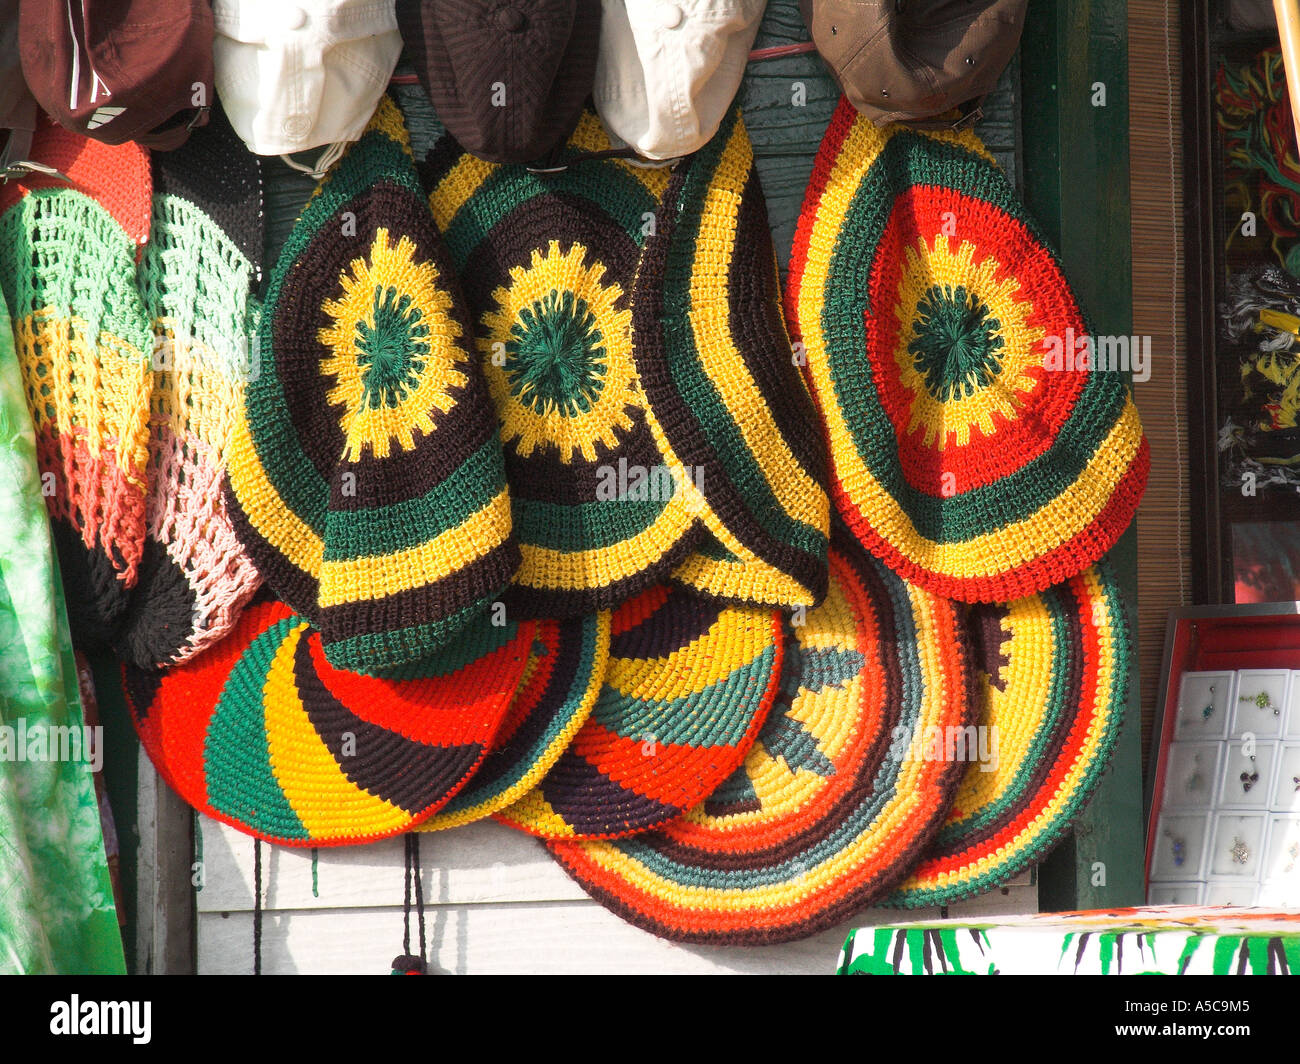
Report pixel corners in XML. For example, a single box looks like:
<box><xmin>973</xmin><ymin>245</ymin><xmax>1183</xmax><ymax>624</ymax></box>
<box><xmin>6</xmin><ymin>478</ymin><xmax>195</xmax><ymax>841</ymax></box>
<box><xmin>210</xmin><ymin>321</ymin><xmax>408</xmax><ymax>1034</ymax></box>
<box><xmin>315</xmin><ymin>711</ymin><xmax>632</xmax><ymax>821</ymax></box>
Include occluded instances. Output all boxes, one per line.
<box><xmin>397</xmin><ymin>0</ymin><xmax>600</xmax><ymax>165</ymax></box>
<box><xmin>800</xmin><ymin>0</ymin><xmax>1027</xmax><ymax>127</ymax></box>
<box><xmin>18</xmin><ymin>0</ymin><xmax>214</xmax><ymax>151</ymax></box>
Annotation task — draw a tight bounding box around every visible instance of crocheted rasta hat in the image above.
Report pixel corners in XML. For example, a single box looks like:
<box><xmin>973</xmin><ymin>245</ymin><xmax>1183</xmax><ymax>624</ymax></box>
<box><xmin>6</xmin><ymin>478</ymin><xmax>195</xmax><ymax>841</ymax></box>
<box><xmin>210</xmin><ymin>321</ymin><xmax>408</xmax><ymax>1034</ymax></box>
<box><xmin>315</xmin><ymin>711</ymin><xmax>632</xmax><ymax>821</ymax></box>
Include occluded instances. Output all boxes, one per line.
<box><xmin>421</xmin><ymin>110</ymin><xmax>707</xmax><ymax>618</ymax></box>
<box><xmin>547</xmin><ymin>526</ymin><xmax>976</xmax><ymax>944</ymax></box>
<box><xmin>421</xmin><ymin>611</ymin><xmax>610</xmax><ymax>830</ymax></box>
<box><xmin>787</xmin><ymin>98</ymin><xmax>1150</xmax><ymax>603</ymax></box>
<box><xmin>114</xmin><ymin>105</ymin><xmax>265</xmax><ymax>669</ymax></box>
<box><xmin>225</xmin><ymin>97</ymin><xmax>519</xmax><ymax>675</ymax></box>
<box><xmin>632</xmin><ymin>105</ymin><xmax>831</xmax><ymax>610</ymax></box>
<box><xmin>122</xmin><ymin>599</ymin><xmax>535</xmax><ymax>846</ymax></box>
<box><xmin>0</xmin><ymin>118</ymin><xmax>153</xmax><ymax>647</ymax></box>
<box><xmin>495</xmin><ymin>585</ymin><xmax>782</xmax><ymax>839</ymax></box>
<box><xmin>887</xmin><ymin>559</ymin><xmax>1129</xmax><ymax>908</ymax></box>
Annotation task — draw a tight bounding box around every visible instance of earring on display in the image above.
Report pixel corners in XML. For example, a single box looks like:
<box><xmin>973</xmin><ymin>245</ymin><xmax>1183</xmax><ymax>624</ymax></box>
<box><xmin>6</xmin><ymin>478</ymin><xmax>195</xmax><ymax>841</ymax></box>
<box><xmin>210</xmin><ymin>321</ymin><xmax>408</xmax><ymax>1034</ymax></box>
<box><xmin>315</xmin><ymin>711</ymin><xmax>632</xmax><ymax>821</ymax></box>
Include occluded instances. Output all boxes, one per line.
<box><xmin>1201</xmin><ymin>685</ymin><xmax>1216</xmax><ymax>720</ymax></box>
<box><xmin>1230</xmin><ymin>836</ymin><xmax>1251</xmax><ymax>865</ymax></box>
<box><xmin>1239</xmin><ymin>690</ymin><xmax>1280</xmax><ymax>716</ymax></box>
<box><xmin>1164</xmin><ymin>829</ymin><xmax>1187</xmax><ymax>868</ymax></box>
<box><xmin>1240</xmin><ymin>770</ymin><xmax>1260</xmax><ymax>793</ymax></box>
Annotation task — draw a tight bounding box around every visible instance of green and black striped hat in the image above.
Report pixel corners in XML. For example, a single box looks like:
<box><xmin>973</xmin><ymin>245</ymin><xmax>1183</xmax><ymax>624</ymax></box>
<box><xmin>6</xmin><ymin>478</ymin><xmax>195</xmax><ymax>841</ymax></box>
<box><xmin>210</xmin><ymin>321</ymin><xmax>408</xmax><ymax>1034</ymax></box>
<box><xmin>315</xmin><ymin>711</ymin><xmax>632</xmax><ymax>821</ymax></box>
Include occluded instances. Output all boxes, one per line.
<box><xmin>225</xmin><ymin>96</ymin><xmax>519</xmax><ymax>676</ymax></box>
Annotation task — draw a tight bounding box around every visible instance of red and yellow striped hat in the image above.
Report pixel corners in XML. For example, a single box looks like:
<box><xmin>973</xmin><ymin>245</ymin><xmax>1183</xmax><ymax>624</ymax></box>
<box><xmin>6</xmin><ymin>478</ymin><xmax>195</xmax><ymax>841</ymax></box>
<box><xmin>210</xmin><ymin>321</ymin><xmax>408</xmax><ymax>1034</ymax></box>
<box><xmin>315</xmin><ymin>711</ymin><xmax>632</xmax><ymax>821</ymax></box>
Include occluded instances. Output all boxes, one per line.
<box><xmin>122</xmin><ymin>599</ymin><xmax>533</xmax><ymax>846</ymax></box>
<box><xmin>787</xmin><ymin>97</ymin><xmax>1148</xmax><ymax>603</ymax></box>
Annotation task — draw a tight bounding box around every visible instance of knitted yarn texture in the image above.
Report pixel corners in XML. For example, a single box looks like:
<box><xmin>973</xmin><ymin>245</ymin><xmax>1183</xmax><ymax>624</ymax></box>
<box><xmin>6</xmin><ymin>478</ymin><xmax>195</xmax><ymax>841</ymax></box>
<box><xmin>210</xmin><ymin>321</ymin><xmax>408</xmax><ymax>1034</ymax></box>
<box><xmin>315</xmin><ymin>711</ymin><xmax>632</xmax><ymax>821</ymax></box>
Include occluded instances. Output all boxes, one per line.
<box><xmin>495</xmin><ymin>584</ymin><xmax>781</xmax><ymax>839</ymax></box>
<box><xmin>225</xmin><ymin>96</ymin><xmax>518</xmax><ymax>675</ymax></box>
<box><xmin>115</xmin><ymin>105</ymin><xmax>265</xmax><ymax>668</ymax></box>
<box><xmin>547</xmin><ymin>526</ymin><xmax>975</xmax><ymax>944</ymax></box>
<box><xmin>0</xmin><ymin>124</ymin><xmax>153</xmax><ymax>646</ymax></box>
<box><xmin>633</xmin><ymin>104</ymin><xmax>830</xmax><ymax>610</ymax></box>
<box><xmin>421</xmin><ymin>611</ymin><xmax>610</xmax><ymax>830</ymax></box>
<box><xmin>887</xmin><ymin>560</ymin><xmax>1129</xmax><ymax>907</ymax></box>
<box><xmin>123</xmin><ymin>598</ymin><xmax>535</xmax><ymax>846</ymax></box>
<box><xmin>422</xmin><ymin>109</ymin><xmax>707</xmax><ymax>618</ymax></box>
<box><xmin>787</xmin><ymin>97</ymin><xmax>1149</xmax><ymax>603</ymax></box>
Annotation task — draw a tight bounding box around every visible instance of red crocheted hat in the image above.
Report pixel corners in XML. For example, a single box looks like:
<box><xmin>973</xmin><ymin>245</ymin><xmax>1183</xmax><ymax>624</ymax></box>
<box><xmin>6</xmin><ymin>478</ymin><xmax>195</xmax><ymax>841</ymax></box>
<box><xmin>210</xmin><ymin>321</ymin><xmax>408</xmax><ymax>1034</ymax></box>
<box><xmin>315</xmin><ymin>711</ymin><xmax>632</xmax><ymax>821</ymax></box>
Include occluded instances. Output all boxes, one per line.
<box><xmin>787</xmin><ymin>98</ymin><xmax>1149</xmax><ymax>603</ymax></box>
<box><xmin>122</xmin><ymin>599</ymin><xmax>535</xmax><ymax>846</ymax></box>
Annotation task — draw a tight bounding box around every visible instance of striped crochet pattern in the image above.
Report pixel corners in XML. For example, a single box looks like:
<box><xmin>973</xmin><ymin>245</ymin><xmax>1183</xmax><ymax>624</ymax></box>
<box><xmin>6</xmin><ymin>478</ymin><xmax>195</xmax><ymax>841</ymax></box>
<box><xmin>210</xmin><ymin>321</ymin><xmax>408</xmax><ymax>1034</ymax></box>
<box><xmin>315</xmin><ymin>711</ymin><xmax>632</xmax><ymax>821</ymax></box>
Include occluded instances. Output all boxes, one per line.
<box><xmin>115</xmin><ymin>106</ymin><xmax>265</xmax><ymax>668</ymax></box>
<box><xmin>632</xmin><ymin>105</ymin><xmax>830</xmax><ymax>610</ymax></box>
<box><xmin>421</xmin><ymin>109</ymin><xmax>707</xmax><ymax>618</ymax></box>
<box><xmin>421</xmin><ymin>611</ymin><xmax>610</xmax><ymax>830</ymax></box>
<box><xmin>0</xmin><ymin>123</ymin><xmax>153</xmax><ymax>647</ymax></box>
<box><xmin>122</xmin><ymin>599</ymin><xmax>535</xmax><ymax>846</ymax></box>
<box><xmin>225</xmin><ymin>97</ymin><xmax>518</xmax><ymax>675</ymax></box>
<box><xmin>547</xmin><ymin>527</ymin><xmax>975</xmax><ymax>944</ymax></box>
<box><xmin>787</xmin><ymin>97</ymin><xmax>1149</xmax><ymax>603</ymax></box>
<box><xmin>495</xmin><ymin>585</ymin><xmax>782</xmax><ymax>839</ymax></box>
<box><xmin>887</xmin><ymin>560</ymin><xmax>1129</xmax><ymax>907</ymax></box>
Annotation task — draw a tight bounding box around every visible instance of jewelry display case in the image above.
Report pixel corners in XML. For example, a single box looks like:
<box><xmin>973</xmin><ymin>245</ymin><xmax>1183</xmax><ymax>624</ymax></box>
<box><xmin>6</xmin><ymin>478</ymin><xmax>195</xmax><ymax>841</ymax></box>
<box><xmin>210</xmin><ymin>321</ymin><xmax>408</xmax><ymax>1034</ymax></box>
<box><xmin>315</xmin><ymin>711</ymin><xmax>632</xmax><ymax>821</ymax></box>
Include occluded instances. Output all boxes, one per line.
<box><xmin>1147</xmin><ymin>602</ymin><xmax>1300</xmax><ymax>904</ymax></box>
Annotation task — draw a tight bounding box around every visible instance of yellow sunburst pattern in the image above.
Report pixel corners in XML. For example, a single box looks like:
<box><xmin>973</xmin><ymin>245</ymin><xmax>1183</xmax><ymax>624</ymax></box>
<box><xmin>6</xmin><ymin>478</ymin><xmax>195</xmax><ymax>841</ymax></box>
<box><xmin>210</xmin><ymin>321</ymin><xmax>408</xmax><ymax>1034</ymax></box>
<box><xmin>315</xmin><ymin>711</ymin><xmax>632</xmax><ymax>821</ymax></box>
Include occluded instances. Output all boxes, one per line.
<box><xmin>318</xmin><ymin>228</ymin><xmax>468</xmax><ymax>461</ymax></box>
<box><xmin>479</xmin><ymin>241</ymin><xmax>639</xmax><ymax>464</ymax></box>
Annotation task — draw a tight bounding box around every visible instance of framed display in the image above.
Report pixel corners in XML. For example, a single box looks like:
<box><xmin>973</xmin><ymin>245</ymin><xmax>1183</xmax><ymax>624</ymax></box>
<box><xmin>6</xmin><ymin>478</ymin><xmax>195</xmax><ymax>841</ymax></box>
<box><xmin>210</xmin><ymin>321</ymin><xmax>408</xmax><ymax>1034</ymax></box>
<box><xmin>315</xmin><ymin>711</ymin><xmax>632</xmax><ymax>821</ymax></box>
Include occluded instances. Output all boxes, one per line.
<box><xmin>1146</xmin><ymin>601</ymin><xmax>1300</xmax><ymax>904</ymax></box>
<box><xmin>1184</xmin><ymin>0</ymin><xmax>1300</xmax><ymax>602</ymax></box>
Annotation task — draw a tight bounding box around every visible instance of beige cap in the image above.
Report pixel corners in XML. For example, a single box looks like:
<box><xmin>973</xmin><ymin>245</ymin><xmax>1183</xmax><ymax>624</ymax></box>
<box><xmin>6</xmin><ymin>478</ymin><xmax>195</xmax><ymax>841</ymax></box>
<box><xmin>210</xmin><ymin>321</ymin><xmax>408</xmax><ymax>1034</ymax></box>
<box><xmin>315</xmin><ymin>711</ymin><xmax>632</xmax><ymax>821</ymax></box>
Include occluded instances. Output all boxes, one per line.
<box><xmin>214</xmin><ymin>0</ymin><xmax>401</xmax><ymax>169</ymax></box>
<box><xmin>593</xmin><ymin>0</ymin><xmax>765</xmax><ymax>162</ymax></box>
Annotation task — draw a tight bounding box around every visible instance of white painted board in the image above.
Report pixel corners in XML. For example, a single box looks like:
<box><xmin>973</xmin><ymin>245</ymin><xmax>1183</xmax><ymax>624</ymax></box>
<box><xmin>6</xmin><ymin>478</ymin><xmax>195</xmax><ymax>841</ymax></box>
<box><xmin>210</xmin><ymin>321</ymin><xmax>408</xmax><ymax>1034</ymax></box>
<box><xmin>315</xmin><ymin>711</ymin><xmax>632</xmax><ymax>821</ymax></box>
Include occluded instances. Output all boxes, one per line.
<box><xmin>196</xmin><ymin>816</ymin><xmax>1036</xmax><ymax>974</ymax></box>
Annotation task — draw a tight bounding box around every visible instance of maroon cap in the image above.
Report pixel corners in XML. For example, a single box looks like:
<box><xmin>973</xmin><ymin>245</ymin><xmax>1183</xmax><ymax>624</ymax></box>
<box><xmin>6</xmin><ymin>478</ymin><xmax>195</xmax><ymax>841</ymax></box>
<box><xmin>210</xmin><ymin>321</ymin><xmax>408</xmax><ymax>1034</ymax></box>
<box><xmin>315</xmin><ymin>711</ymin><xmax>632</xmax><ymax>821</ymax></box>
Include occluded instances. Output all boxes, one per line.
<box><xmin>398</xmin><ymin>0</ymin><xmax>600</xmax><ymax>165</ymax></box>
<box><xmin>18</xmin><ymin>0</ymin><xmax>215</xmax><ymax>151</ymax></box>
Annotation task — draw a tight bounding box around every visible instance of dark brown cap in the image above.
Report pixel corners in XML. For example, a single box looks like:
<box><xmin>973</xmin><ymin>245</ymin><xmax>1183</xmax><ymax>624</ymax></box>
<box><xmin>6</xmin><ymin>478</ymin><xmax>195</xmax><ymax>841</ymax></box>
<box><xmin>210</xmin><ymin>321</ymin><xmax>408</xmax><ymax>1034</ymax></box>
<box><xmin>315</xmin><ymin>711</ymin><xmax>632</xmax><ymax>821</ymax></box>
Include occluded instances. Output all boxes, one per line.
<box><xmin>18</xmin><ymin>0</ymin><xmax>214</xmax><ymax>151</ymax></box>
<box><xmin>800</xmin><ymin>0</ymin><xmax>1028</xmax><ymax>127</ymax></box>
<box><xmin>397</xmin><ymin>0</ymin><xmax>600</xmax><ymax>165</ymax></box>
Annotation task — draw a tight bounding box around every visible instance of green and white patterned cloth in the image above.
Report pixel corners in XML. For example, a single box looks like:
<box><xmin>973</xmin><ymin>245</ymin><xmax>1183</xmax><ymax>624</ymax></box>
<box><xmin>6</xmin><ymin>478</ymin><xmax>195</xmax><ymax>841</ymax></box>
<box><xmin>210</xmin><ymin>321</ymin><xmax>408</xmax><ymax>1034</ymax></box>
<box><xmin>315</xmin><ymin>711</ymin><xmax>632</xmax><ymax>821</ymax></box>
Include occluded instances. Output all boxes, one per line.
<box><xmin>0</xmin><ymin>287</ymin><xmax>125</xmax><ymax>974</ymax></box>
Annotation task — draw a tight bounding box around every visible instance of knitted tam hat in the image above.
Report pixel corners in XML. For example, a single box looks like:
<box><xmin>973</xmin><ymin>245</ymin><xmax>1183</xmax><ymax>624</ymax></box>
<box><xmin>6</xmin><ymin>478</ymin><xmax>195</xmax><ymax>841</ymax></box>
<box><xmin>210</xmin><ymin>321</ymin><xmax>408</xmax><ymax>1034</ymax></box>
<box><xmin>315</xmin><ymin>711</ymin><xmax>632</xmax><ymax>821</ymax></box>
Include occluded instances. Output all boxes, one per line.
<box><xmin>495</xmin><ymin>585</ymin><xmax>782</xmax><ymax>839</ymax></box>
<box><xmin>225</xmin><ymin>97</ymin><xmax>519</xmax><ymax>675</ymax></box>
<box><xmin>114</xmin><ymin>105</ymin><xmax>265</xmax><ymax>669</ymax></box>
<box><xmin>420</xmin><ymin>611</ymin><xmax>610</xmax><ymax>830</ymax></box>
<box><xmin>421</xmin><ymin>110</ymin><xmax>707</xmax><ymax>618</ymax></box>
<box><xmin>0</xmin><ymin>120</ymin><xmax>153</xmax><ymax>647</ymax></box>
<box><xmin>121</xmin><ymin>599</ymin><xmax>536</xmax><ymax>846</ymax></box>
<box><xmin>887</xmin><ymin>560</ymin><xmax>1129</xmax><ymax>908</ymax></box>
<box><xmin>547</xmin><ymin>528</ymin><xmax>976</xmax><ymax>944</ymax></box>
<box><xmin>632</xmin><ymin>105</ymin><xmax>830</xmax><ymax>610</ymax></box>
<box><xmin>786</xmin><ymin>97</ymin><xmax>1150</xmax><ymax>603</ymax></box>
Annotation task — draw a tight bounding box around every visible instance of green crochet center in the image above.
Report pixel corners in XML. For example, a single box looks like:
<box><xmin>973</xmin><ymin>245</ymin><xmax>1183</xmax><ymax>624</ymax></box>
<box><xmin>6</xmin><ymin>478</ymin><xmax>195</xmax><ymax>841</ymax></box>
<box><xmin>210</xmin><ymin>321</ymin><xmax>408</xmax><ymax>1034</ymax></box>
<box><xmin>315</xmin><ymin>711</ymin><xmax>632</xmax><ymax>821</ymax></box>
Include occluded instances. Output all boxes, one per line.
<box><xmin>354</xmin><ymin>285</ymin><xmax>431</xmax><ymax>410</ymax></box>
<box><xmin>908</xmin><ymin>284</ymin><xmax>1005</xmax><ymax>403</ymax></box>
<box><xmin>505</xmin><ymin>289</ymin><xmax>607</xmax><ymax>417</ymax></box>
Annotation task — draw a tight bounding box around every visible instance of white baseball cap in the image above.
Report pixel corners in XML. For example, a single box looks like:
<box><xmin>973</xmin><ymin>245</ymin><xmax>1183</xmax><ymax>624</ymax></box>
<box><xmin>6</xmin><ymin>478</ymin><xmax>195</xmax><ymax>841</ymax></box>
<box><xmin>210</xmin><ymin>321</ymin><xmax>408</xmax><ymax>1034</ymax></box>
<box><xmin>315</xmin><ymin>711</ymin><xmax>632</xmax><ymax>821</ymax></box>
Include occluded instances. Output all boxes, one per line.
<box><xmin>213</xmin><ymin>0</ymin><xmax>402</xmax><ymax>174</ymax></box>
<box><xmin>593</xmin><ymin>0</ymin><xmax>765</xmax><ymax>162</ymax></box>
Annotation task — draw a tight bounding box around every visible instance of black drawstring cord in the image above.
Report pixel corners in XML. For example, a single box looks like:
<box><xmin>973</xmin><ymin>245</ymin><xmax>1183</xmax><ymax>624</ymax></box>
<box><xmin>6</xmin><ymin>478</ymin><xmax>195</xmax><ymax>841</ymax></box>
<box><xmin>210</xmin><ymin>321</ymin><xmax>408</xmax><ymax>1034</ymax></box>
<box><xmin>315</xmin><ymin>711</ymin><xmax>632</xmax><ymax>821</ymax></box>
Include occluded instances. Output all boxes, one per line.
<box><xmin>394</xmin><ymin>833</ymin><xmax>428</xmax><ymax>974</ymax></box>
<box><xmin>253</xmin><ymin>838</ymin><xmax>263</xmax><ymax>976</ymax></box>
